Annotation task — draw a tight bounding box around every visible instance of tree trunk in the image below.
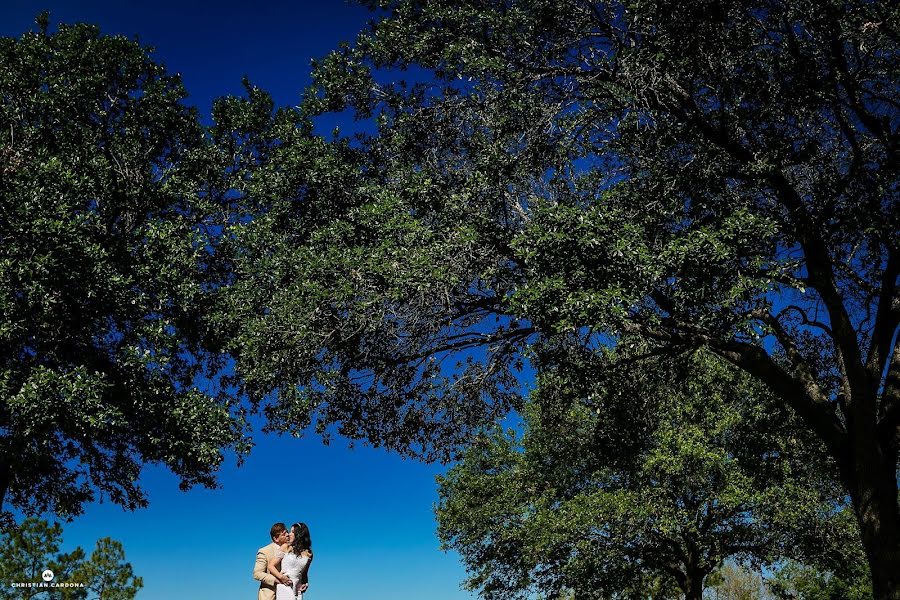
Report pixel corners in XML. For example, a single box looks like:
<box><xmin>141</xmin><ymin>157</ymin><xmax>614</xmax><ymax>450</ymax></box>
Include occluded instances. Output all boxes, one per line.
<box><xmin>843</xmin><ymin>406</ymin><xmax>900</xmax><ymax>600</ymax></box>
<box><xmin>680</xmin><ymin>552</ymin><xmax>707</xmax><ymax>600</ymax></box>
<box><xmin>847</xmin><ymin>466</ymin><xmax>900</xmax><ymax>599</ymax></box>
<box><xmin>682</xmin><ymin>571</ymin><xmax>705</xmax><ymax>600</ymax></box>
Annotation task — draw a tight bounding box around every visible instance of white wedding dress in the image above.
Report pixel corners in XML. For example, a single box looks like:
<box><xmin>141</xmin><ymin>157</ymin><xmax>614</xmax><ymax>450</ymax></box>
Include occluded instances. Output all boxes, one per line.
<box><xmin>275</xmin><ymin>550</ymin><xmax>311</xmax><ymax>600</ymax></box>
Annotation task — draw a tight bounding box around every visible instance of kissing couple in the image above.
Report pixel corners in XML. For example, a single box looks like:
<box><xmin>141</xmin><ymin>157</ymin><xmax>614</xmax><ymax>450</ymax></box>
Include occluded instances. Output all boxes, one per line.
<box><xmin>254</xmin><ymin>522</ymin><xmax>313</xmax><ymax>600</ymax></box>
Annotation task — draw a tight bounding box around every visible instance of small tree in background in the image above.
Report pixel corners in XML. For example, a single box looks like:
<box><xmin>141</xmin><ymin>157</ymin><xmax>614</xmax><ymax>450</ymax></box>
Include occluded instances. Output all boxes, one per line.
<box><xmin>0</xmin><ymin>517</ymin><xmax>141</xmax><ymax>599</ymax></box>
<box><xmin>70</xmin><ymin>538</ymin><xmax>143</xmax><ymax>600</ymax></box>
<box><xmin>0</xmin><ymin>519</ymin><xmax>83</xmax><ymax>599</ymax></box>
<box><xmin>707</xmin><ymin>563</ymin><xmax>769</xmax><ymax>600</ymax></box>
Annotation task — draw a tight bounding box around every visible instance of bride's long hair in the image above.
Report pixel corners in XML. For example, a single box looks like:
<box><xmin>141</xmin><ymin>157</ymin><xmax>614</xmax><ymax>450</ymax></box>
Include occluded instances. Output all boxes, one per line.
<box><xmin>290</xmin><ymin>522</ymin><xmax>312</xmax><ymax>556</ymax></box>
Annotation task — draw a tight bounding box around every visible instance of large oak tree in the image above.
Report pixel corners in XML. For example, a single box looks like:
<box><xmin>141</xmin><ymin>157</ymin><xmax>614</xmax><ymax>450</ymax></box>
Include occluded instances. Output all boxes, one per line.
<box><xmin>219</xmin><ymin>0</ymin><xmax>899</xmax><ymax>595</ymax></box>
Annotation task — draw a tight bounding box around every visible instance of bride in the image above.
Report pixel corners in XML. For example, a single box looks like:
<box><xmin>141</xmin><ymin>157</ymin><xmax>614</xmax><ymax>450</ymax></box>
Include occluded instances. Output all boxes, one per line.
<box><xmin>268</xmin><ymin>522</ymin><xmax>313</xmax><ymax>600</ymax></box>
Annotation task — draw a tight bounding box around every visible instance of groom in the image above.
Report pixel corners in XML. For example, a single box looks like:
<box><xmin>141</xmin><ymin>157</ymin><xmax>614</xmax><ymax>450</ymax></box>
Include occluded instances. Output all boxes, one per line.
<box><xmin>253</xmin><ymin>522</ymin><xmax>292</xmax><ymax>600</ymax></box>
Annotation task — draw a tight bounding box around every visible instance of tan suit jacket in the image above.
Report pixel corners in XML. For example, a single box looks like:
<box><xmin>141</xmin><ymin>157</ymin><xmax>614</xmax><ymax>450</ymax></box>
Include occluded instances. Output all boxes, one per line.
<box><xmin>253</xmin><ymin>542</ymin><xmax>280</xmax><ymax>600</ymax></box>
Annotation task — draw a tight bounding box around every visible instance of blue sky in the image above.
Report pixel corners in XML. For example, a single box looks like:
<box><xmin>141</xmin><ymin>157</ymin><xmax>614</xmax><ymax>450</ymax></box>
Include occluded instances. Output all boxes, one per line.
<box><xmin>0</xmin><ymin>2</ymin><xmax>481</xmax><ymax>598</ymax></box>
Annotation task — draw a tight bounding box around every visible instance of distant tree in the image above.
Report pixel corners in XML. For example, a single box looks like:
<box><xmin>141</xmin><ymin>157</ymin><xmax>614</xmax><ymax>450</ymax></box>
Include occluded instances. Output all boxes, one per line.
<box><xmin>0</xmin><ymin>517</ymin><xmax>141</xmax><ymax>599</ymax></box>
<box><xmin>218</xmin><ymin>0</ymin><xmax>899</xmax><ymax>594</ymax></box>
<box><xmin>436</xmin><ymin>349</ymin><xmax>851</xmax><ymax>600</ymax></box>
<box><xmin>0</xmin><ymin>16</ymin><xmax>247</xmax><ymax>520</ymax></box>
<box><xmin>707</xmin><ymin>563</ymin><xmax>770</xmax><ymax>600</ymax></box>
<box><xmin>0</xmin><ymin>519</ymin><xmax>83</xmax><ymax>599</ymax></box>
<box><xmin>70</xmin><ymin>538</ymin><xmax>143</xmax><ymax>600</ymax></box>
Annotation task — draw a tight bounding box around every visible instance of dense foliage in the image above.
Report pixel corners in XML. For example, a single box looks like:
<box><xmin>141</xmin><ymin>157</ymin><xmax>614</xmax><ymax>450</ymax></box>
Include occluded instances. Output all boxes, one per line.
<box><xmin>769</xmin><ymin>555</ymin><xmax>873</xmax><ymax>600</ymax></box>
<box><xmin>0</xmin><ymin>17</ymin><xmax>247</xmax><ymax>521</ymax></box>
<box><xmin>436</xmin><ymin>350</ymin><xmax>859</xmax><ymax>599</ymax></box>
<box><xmin>208</xmin><ymin>85</ymin><xmax>536</xmax><ymax>459</ymax></box>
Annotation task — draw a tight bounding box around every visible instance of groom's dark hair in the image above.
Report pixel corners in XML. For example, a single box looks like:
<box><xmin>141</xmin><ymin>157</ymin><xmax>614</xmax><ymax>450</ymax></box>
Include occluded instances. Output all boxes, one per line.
<box><xmin>270</xmin><ymin>522</ymin><xmax>287</xmax><ymax>541</ymax></box>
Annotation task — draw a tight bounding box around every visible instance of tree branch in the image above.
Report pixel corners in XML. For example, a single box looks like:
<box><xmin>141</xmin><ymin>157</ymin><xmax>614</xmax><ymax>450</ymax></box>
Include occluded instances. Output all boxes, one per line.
<box><xmin>866</xmin><ymin>247</ymin><xmax>900</xmax><ymax>379</ymax></box>
<box><xmin>620</xmin><ymin>315</ymin><xmax>846</xmax><ymax>458</ymax></box>
<box><xmin>381</xmin><ymin>326</ymin><xmax>536</xmax><ymax>367</ymax></box>
<box><xmin>753</xmin><ymin>308</ymin><xmax>841</xmax><ymax>400</ymax></box>
<box><xmin>665</xmin><ymin>86</ymin><xmax>868</xmax><ymax>400</ymax></box>
<box><xmin>877</xmin><ymin>335</ymin><xmax>900</xmax><ymax>449</ymax></box>
<box><xmin>775</xmin><ymin>304</ymin><xmax>834</xmax><ymax>336</ymax></box>
<box><xmin>712</xmin><ymin>338</ymin><xmax>846</xmax><ymax>460</ymax></box>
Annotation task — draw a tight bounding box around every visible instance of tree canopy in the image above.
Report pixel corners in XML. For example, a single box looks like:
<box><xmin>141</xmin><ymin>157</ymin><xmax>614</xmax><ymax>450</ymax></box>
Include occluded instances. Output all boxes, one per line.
<box><xmin>436</xmin><ymin>349</ymin><xmax>859</xmax><ymax>600</ymax></box>
<box><xmin>0</xmin><ymin>17</ymin><xmax>247</xmax><ymax>521</ymax></box>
